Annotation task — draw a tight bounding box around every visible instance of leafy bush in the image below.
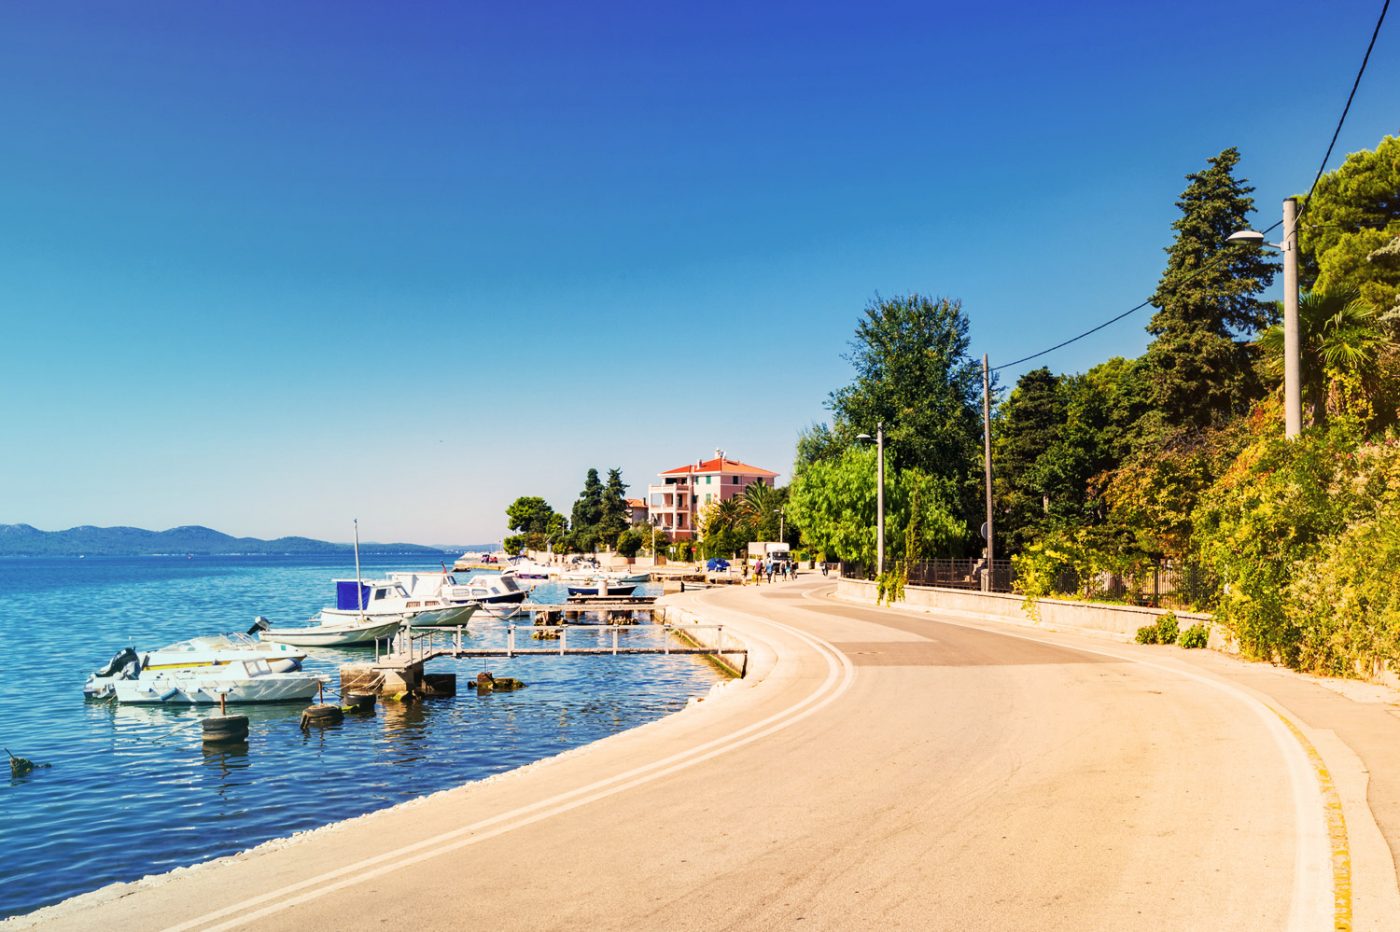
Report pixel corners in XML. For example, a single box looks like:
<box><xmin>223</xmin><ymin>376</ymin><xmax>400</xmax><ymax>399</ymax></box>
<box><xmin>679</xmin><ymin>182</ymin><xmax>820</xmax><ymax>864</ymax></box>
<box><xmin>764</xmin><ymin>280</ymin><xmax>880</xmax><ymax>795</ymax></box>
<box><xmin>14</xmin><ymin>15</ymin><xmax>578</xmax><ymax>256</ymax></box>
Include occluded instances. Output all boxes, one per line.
<box><xmin>1135</xmin><ymin>624</ymin><xmax>1159</xmax><ymax>644</ymax></box>
<box><xmin>1178</xmin><ymin>624</ymin><xmax>1210</xmax><ymax>649</ymax></box>
<box><xmin>1287</xmin><ymin>435</ymin><xmax>1400</xmax><ymax>675</ymax></box>
<box><xmin>1155</xmin><ymin>611</ymin><xmax>1179</xmax><ymax>644</ymax></box>
<box><xmin>1192</xmin><ymin>423</ymin><xmax>1365</xmax><ymax>664</ymax></box>
<box><xmin>876</xmin><ymin>563</ymin><xmax>907</xmax><ymax>605</ymax></box>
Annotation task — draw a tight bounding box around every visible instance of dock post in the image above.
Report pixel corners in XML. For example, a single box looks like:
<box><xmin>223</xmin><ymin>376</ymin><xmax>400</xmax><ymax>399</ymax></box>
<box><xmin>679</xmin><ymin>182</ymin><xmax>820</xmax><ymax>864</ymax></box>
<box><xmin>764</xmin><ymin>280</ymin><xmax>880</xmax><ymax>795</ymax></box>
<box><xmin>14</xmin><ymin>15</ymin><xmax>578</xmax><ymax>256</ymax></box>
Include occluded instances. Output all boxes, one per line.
<box><xmin>507</xmin><ymin>625</ymin><xmax>515</xmax><ymax>658</ymax></box>
<box><xmin>663</xmin><ymin>624</ymin><xmax>670</xmax><ymax>655</ymax></box>
<box><xmin>455</xmin><ymin>626</ymin><xmax>461</xmax><ymax>655</ymax></box>
<box><xmin>560</xmin><ymin>625</ymin><xmax>566</xmax><ymax>656</ymax></box>
<box><xmin>612</xmin><ymin>625</ymin><xmax>619</xmax><ymax>656</ymax></box>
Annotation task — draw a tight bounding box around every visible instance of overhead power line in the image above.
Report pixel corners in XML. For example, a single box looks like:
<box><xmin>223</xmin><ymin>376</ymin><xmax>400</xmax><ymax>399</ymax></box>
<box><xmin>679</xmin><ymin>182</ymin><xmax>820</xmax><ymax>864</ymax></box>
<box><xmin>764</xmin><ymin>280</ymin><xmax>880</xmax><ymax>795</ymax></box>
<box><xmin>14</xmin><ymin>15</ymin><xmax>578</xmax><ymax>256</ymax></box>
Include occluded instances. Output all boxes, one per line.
<box><xmin>1299</xmin><ymin>0</ymin><xmax>1390</xmax><ymax>219</ymax></box>
<box><xmin>991</xmin><ymin>0</ymin><xmax>1390</xmax><ymax>375</ymax></box>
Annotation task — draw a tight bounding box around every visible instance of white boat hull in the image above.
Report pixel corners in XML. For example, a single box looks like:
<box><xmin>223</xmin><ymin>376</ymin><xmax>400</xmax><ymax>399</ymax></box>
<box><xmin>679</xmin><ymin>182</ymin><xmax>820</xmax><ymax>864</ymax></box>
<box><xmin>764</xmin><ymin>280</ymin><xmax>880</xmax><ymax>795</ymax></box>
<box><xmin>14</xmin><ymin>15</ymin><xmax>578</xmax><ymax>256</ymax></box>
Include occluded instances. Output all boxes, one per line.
<box><xmin>114</xmin><ymin>675</ymin><xmax>321</xmax><ymax>705</ymax></box>
<box><xmin>404</xmin><ymin>603</ymin><xmax>479</xmax><ymax>628</ymax></box>
<box><xmin>260</xmin><ymin>618</ymin><xmax>403</xmax><ymax>647</ymax></box>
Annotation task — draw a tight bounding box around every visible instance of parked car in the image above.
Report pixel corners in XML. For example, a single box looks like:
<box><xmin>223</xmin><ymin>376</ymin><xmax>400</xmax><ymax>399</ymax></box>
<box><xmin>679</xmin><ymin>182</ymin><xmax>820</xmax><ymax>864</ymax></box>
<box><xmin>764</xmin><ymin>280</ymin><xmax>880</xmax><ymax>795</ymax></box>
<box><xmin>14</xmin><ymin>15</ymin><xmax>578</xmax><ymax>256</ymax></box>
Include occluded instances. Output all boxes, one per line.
<box><xmin>706</xmin><ymin>558</ymin><xmax>730</xmax><ymax>572</ymax></box>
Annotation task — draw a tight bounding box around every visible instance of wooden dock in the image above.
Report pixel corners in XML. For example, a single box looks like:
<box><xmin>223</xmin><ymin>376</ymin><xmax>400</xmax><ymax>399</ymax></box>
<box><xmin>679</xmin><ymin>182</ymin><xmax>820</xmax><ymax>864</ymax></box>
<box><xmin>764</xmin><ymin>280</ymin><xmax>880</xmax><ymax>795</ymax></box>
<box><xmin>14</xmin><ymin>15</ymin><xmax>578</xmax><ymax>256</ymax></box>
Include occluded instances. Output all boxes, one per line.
<box><xmin>341</xmin><ymin>622</ymin><xmax>746</xmax><ymax>696</ymax></box>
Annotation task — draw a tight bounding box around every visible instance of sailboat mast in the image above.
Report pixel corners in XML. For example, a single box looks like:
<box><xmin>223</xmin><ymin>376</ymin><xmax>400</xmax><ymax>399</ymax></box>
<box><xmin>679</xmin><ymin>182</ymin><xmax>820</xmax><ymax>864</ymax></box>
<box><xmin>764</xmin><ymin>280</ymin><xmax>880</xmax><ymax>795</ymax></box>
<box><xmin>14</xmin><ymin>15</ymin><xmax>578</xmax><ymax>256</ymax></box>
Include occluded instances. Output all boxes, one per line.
<box><xmin>354</xmin><ymin>518</ymin><xmax>363</xmax><ymax>613</ymax></box>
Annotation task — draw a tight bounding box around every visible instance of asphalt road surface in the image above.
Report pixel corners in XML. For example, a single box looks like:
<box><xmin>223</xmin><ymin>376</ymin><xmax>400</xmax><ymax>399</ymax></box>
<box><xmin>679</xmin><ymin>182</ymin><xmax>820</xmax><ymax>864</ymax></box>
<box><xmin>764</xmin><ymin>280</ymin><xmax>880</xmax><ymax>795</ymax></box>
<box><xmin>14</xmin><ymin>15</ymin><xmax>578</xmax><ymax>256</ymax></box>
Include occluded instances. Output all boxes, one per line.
<box><xmin>20</xmin><ymin>579</ymin><xmax>1399</xmax><ymax>931</ymax></box>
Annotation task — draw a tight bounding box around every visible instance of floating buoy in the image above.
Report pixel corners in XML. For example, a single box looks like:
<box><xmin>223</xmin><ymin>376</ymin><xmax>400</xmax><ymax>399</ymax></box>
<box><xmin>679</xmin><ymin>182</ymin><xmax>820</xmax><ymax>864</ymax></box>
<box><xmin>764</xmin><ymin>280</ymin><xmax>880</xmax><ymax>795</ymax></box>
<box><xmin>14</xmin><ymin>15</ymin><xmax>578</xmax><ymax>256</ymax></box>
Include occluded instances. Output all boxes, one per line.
<box><xmin>202</xmin><ymin>715</ymin><xmax>249</xmax><ymax>745</ymax></box>
<box><xmin>301</xmin><ymin>704</ymin><xmax>344</xmax><ymax>729</ymax></box>
<box><xmin>341</xmin><ymin>693</ymin><xmax>376</xmax><ymax>715</ymax></box>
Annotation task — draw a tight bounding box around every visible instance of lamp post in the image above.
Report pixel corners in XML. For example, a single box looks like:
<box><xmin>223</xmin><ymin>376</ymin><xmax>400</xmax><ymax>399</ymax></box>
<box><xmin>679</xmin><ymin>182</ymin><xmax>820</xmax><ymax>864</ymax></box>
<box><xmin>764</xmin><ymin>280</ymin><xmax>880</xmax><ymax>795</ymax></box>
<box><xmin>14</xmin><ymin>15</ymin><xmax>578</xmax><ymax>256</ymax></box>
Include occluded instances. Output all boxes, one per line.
<box><xmin>778</xmin><ymin>507</ymin><xmax>785</xmax><ymax>543</ymax></box>
<box><xmin>982</xmin><ymin>354</ymin><xmax>994</xmax><ymax>592</ymax></box>
<box><xmin>856</xmin><ymin>422</ymin><xmax>885</xmax><ymax>576</ymax></box>
<box><xmin>1228</xmin><ymin>196</ymin><xmax>1301</xmax><ymax>438</ymax></box>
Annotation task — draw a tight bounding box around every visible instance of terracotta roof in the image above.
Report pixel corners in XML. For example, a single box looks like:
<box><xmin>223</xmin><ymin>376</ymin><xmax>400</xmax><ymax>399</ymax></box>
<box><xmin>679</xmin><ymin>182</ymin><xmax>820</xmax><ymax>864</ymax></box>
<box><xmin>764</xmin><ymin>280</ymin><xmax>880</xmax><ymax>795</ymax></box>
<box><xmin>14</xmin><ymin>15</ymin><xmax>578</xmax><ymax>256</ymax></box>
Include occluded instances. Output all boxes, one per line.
<box><xmin>625</xmin><ymin>498</ymin><xmax>647</xmax><ymax>508</ymax></box>
<box><xmin>659</xmin><ymin>456</ymin><xmax>779</xmax><ymax>478</ymax></box>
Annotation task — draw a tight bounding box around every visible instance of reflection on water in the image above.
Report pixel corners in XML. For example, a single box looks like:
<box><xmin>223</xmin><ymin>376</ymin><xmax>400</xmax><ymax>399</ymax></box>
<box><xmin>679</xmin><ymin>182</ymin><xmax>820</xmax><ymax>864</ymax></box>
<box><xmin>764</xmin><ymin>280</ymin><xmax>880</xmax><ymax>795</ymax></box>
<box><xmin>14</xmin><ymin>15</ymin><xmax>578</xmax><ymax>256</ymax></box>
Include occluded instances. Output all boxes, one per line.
<box><xmin>0</xmin><ymin>555</ymin><xmax>717</xmax><ymax>918</ymax></box>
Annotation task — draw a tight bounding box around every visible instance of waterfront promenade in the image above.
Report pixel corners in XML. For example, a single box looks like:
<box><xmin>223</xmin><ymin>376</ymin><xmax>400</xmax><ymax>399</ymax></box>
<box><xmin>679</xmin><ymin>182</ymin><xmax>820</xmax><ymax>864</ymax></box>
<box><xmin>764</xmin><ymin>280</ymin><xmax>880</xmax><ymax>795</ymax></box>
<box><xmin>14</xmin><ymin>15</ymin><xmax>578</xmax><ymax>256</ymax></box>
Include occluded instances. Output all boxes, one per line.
<box><xmin>20</xmin><ymin>579</ymin><xmax>1400</xmax><ymax>930</ymax></box>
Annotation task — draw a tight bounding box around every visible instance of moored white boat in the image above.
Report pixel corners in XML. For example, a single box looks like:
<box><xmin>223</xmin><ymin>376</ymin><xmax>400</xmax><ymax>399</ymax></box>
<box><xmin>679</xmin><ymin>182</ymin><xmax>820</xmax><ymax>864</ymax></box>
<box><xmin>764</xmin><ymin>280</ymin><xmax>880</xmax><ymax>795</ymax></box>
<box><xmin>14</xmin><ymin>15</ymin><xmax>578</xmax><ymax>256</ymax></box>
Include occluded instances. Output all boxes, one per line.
<box><xmin>321</xmin><ymin>578</ymin><xmax>478</xmax><ymax>628</ymax></box>
<box><xmin>84</xmin><ymin>635</ymin><xmax>308</xmax><ymax>699</ymax></box>
<box><xmin>256</xmin><ymin>615</ymin><xmax>403</xmax><ymax>647</ymax></box>
<box><xmin>457</xmin><ymin>571</ymin><xmax>529</xmax><ymax>617</ymax></box>
<box><xmin>565</xmin><ymin>580</ymin><xmax>639</xmax><ymax>597</ymax></box>
<box><xmin>113</xmin><ymin>658</ymin><xmax>326</xmax><ymax>705</ymax></box>
<box><xmin>507</xmin><ymin>558</ymin><xmax>555</xmax><ymax>583</ymax></box>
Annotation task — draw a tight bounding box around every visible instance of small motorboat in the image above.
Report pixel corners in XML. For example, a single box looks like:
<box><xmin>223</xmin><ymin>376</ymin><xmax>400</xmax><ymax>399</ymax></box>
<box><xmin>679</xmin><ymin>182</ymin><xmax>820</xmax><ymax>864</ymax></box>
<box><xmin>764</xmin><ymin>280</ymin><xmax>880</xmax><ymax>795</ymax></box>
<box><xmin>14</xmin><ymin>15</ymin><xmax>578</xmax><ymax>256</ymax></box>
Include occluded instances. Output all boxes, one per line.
<box><xmin>457</xmin><ymin>571</ymin><xmax>530</xmax><ymax>617</ymax></box>
<box><xmin>256</xmin><ymin>614</ymin><xmax>403</xmax><ymax>648</ymax></box>
<box><xmin>565</xmin><ymin>581</ymin><xmax>638</xmax><ymax>597</ymax></box>
<box><xmin>113</xmin><ymin>658</ymin><xmax>326</xmax><ymax>705</ymax></box>
<box><xmin>83</xmin><ymin>635</ymin><xmax>308</xmax><ymax>699</ymax></box>
<box><xmin>507</xmin><ymin>558</ymin><xmax>555</xmax><ymax>583</ymax></box>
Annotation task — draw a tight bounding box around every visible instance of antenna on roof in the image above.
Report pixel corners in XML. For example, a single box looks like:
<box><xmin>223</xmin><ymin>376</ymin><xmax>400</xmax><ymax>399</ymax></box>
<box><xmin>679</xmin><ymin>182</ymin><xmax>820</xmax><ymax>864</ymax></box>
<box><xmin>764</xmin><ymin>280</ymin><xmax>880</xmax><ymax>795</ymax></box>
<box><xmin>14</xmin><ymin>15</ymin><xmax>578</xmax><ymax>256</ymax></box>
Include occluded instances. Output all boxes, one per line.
<box><xmin>715</xmin><ymin>448</ymin><xmax>724</xmax><ymax>460</ymax></box>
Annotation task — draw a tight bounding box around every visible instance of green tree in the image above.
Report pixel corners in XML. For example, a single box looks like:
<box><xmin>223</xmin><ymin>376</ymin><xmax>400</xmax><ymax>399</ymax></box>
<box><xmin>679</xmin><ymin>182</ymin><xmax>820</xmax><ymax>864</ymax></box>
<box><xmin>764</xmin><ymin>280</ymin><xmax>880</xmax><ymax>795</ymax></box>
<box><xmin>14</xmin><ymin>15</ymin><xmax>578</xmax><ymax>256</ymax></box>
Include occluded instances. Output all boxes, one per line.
<box><xmin>1300</xmin><ymin>135</ymin><xmax>1400</xmax><ymax>316</ymax></box>
<box><xmin>504</xmin><ymin>496</ymin><xmax>566</xmax><ymax>553</ymax></box>
<box><xmin>795</xmin><ymin>423</ymin><xmax>842</xmax><ymax>470</ymax></box>
<box><xmin>697</xmin><ymin>497</ymin><xmax>751</xmax><ymax>558</ymax></box>
<box><xmin>1256</xmin><ymin>289</ymin><xmax>1394</xmax><ymax>427</ymax></box>
<box><xmin>787</xmin><ymin>447</ymin><xmax>964</xmax><ymax>565</ymax></box>
<box><xmin>825</xmin><ymin>294</ymin><xmax>984</xmax><ymax>522</ymax></box>
<box><xmin>614</xmin><ymin>527</ymin><xmax>645</xmax><ymax>558</ymax></box>
<box><xmin>1144</xmin><ymin>147</ymin><xmax>1279</xmax><ymax>430</ymax></box>
<box><xmin>740</xmin><ymin>481</ymin><xmax>789</xmax><ymax>543</ymax></box>
<box><xmin>570</xmin><ymin>468</ymin><xmax>605</xmax><ymax>551</ymax></box>
<box><xmin>993</xmin><ymin>367</ymin><xmax>1066</xmax><ymax>553</ymax></box>
<box><xmin>597</xmin><ymin>468</ymin><xmax>630</xmax><ymax>545</ymax></box>
<box><xmin>506</xmin><ymin>496</ymin><xmax>557</xmax><ymax>535</ymax></box>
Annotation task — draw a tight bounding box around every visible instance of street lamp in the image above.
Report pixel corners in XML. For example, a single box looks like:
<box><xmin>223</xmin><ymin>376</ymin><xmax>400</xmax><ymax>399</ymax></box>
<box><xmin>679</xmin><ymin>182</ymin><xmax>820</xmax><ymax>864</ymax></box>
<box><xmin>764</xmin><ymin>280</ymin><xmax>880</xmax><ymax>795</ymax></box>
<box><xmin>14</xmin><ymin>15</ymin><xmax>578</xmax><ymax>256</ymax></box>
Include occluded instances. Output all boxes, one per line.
<box><xmin>1229</xmin><ymin>196</ymin><xmax>1301</xmax><ymax>438</ymax></box>
<box><xmin>778</xmin><ymin>506</ymin><xmax>785</xmax><ymax>543</ymax></box>
<box><xmin>855</xmin><ymin>422</ymin><xmax>885</xmax><ymax>576</ymax></box>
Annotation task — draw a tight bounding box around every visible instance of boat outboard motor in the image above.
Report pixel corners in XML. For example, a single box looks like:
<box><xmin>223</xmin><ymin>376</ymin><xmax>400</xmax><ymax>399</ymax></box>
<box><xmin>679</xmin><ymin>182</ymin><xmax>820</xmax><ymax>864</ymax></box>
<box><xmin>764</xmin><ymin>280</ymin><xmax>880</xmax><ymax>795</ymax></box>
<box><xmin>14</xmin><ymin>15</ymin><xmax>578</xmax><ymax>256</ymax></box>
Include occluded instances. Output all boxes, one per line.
<box><xmin>84</xmin><ymin>647</ymin><xmax>142</xmax><ymax>699</ymax></box>
<box><xmin>247</xmin><ymin>615</ymin><xmax>271</xmax><ymax>635</ymax></box>
<box><xmin>92</xmin><ymin>647</ymin><xmax>140</xmax><ymax>678</ymax></box>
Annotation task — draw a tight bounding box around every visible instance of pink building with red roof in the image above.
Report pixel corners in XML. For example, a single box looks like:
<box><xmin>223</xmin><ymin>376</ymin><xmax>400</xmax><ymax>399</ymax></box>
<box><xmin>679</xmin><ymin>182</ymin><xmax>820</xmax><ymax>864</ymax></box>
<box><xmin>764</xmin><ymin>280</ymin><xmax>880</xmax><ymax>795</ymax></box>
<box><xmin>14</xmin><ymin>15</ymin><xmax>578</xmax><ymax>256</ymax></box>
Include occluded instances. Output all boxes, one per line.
<box><xmin>646</xmin><ymin>449</ymin><xmax>779</xmax><ymax>540</ymax></box>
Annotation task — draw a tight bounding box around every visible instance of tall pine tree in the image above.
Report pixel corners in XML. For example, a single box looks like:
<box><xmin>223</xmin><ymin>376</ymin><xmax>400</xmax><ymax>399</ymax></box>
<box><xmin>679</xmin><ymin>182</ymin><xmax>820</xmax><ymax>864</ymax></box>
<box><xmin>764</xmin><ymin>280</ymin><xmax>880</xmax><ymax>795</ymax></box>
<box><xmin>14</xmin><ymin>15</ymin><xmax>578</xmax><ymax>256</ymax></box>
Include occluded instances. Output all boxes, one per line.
<box><xmin>1144</xmin><ymin>148</ymin><xmax>1278</xmax><ymax>430</ymax></box>
<box><xmin>992</xmin><ymin>367</ymin><xmax>1066</xmax><ymax>553</ymax></box>
<box><xmin>570</xmin><ymin>468</ymin><xmax>605</xmax><ymax>549</ymax></box>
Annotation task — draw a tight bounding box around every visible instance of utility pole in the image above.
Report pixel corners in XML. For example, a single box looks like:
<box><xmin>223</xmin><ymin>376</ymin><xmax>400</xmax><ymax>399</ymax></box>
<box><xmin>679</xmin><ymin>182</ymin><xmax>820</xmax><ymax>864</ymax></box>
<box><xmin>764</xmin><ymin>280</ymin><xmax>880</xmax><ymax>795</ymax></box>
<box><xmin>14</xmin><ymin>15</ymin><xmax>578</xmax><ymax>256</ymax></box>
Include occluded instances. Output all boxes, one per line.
<box><xmin>876</xmin><ymin>421</ymin><xmax>885</xmax><ymax>577</ymax></box>
<box><xmin>982</xmin><ymin>355</ymin><xmax>994</xmax><ymax>592</ymax></box>
<box><xmin>1282</xmin><ymin>196</ymin><xmax>1301</xmax><ymax>439</ymax></box>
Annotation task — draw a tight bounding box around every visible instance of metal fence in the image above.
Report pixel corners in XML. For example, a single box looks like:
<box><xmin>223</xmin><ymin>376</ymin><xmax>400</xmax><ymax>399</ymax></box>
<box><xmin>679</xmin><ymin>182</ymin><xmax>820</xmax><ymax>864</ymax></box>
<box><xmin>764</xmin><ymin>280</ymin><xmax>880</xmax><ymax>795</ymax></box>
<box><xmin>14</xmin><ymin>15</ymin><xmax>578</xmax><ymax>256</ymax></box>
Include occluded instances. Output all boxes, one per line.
<box><xmin>839</xmin><ymin>558</ymin><xmax>1018</xmax><ymax>594</ymax></box>
<box><xmin>840</xmin><ymin>558</ymin><xmax>1213</xmax><ymax>607</ymax></box>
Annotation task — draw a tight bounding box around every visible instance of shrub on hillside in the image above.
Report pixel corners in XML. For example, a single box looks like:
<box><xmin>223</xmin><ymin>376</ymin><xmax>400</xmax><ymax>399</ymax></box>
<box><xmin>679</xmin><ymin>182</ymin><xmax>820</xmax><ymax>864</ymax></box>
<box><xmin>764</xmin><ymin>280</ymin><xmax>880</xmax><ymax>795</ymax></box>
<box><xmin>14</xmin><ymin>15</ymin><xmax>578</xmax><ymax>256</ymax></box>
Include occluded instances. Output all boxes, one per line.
<box><xmin>1178</xmin><ymin>624</ymin><xmax>1209</xmax><ymax>649</ymax></box>
<box><xmin>1155</xmin><ymin>611</ymin><xmax>1179</xmax><ymax>644</ymax></box>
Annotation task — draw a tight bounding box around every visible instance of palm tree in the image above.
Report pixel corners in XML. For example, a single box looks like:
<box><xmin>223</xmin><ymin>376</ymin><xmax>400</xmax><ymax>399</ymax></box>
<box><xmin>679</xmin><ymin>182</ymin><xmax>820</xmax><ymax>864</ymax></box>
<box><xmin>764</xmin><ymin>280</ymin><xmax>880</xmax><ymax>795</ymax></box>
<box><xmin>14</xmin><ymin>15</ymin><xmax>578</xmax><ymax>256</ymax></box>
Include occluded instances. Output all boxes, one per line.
<box><xmin>1256</xmin><ymin>289</ymin><xmax>1393</xmax><ymax>426</ymax></box>
<box><xmin>739</xmin><ymin>482</ymin><xmax>786</xmax><ymax>541</ymax></box>
<box><xmin>698</xmin><ymin>497</ymin><xmax>751</xmax><ymax>558</ymax></box>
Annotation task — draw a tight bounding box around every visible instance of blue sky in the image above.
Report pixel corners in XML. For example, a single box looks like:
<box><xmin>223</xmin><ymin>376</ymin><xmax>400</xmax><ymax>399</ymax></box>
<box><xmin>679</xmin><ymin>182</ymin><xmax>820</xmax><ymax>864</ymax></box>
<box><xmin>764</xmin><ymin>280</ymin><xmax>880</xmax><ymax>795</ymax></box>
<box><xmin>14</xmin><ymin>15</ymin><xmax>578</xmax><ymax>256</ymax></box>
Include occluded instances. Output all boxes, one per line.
<box><xmin>1</xmin><ymin>1</ymin><xmax>1395</xmax><ymax>545</ymax></box>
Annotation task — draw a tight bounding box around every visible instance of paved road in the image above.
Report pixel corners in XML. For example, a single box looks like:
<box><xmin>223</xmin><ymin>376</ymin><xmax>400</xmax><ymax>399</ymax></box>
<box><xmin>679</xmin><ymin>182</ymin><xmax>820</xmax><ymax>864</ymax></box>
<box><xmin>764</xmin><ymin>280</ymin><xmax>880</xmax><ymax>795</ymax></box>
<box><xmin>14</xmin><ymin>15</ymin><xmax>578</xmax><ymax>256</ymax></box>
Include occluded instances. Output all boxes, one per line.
<box><xmin>21</xmin><ymin>580</ymin><xmax>1398</xmax><ymax>930</ymax></box>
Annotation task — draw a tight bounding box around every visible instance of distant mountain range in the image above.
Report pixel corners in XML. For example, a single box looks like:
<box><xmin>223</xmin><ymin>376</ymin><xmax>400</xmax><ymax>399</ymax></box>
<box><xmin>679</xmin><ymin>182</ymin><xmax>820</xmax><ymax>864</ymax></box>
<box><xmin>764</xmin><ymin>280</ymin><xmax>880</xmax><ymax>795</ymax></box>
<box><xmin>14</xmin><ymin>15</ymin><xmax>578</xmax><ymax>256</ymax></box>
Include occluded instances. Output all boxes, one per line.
<box><xmin>0</xmin><ymin>524</ymin><xmax>478</xmax><ymax>557</ymax></box>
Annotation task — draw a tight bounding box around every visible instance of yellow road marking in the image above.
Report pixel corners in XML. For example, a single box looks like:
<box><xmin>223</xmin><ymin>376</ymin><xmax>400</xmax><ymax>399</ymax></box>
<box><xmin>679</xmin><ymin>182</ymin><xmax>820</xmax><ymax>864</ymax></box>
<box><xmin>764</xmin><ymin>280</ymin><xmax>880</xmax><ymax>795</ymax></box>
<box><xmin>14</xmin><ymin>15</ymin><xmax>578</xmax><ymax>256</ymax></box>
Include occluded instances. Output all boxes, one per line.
<box><xmin>1274</xmin><ymin>711</ymin><xmax>1352</xmax><ymax>931</ymax></box>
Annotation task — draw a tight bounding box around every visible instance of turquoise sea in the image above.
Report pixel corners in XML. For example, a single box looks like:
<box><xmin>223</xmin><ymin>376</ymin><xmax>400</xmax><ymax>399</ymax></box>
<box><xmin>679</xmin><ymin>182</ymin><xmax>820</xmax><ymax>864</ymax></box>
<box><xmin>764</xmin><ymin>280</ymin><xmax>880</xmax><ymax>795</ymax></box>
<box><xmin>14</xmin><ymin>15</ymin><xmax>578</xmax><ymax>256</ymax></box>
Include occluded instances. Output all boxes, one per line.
<box><xmin>0</xmin><ymin>555</ymin><xmax>715</xmax><ymax>918</ymax></box>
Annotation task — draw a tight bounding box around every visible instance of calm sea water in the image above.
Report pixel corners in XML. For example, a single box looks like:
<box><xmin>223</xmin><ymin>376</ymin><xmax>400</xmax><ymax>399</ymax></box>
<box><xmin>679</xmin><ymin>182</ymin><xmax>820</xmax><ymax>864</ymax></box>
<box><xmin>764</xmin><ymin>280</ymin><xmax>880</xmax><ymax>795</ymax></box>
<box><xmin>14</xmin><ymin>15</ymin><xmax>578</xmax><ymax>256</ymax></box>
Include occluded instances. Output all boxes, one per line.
<box><xmin>0</xmin><ymin>555</ymin><xmax>715</xmax><ymax>918</ymax></box>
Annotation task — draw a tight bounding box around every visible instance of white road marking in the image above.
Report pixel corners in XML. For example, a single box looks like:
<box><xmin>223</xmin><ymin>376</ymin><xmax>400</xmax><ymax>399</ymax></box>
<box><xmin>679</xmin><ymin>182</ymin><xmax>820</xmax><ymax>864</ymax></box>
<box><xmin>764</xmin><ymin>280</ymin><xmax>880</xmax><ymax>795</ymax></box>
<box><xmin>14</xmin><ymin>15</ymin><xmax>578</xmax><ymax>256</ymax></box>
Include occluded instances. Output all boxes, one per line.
<box><xmin>164</xmin><ymin>600</ymin><xmax>857</xmax><ymax>932</ymax></box>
